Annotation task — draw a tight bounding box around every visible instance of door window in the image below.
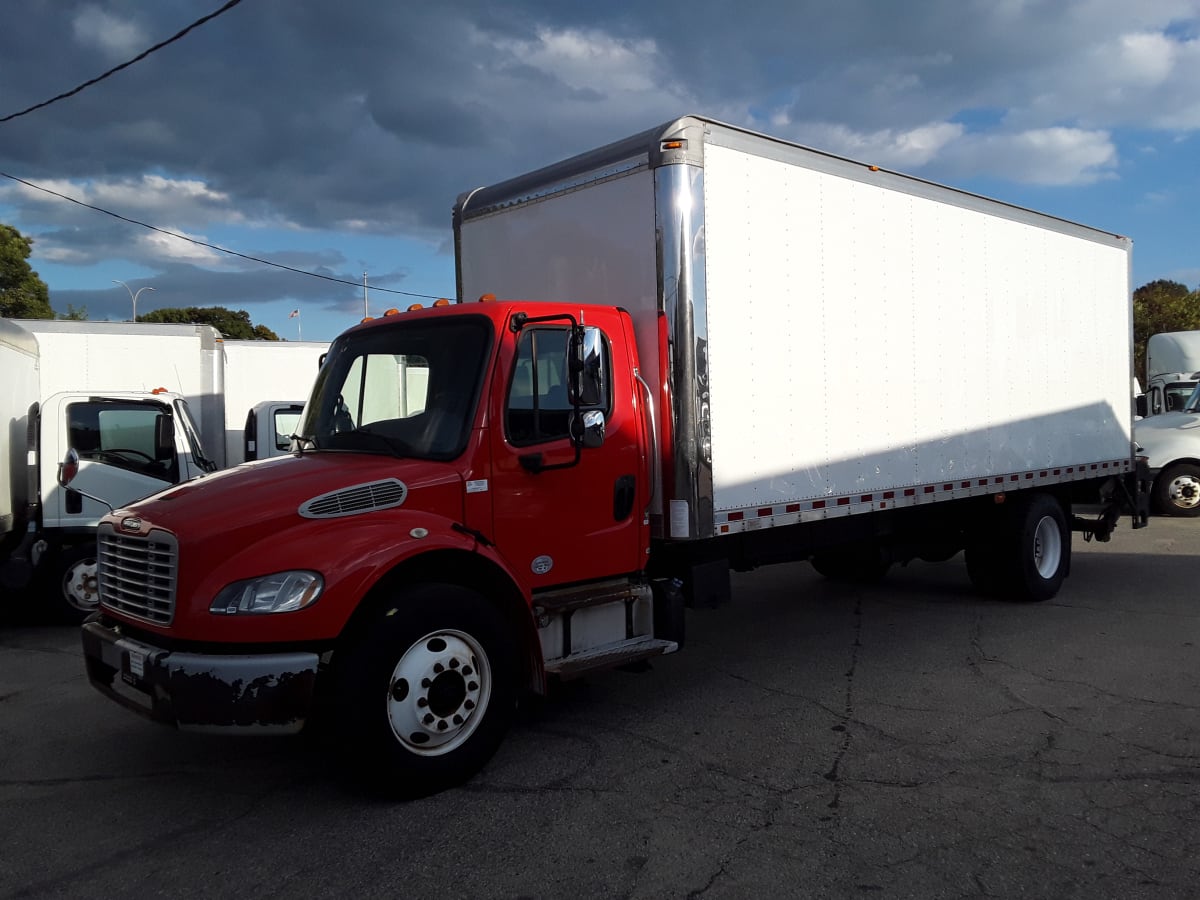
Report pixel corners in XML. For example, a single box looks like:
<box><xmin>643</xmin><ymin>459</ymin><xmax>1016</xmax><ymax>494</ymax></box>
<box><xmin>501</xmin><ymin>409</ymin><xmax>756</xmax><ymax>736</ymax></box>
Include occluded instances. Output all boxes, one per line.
<box><xmin>505</xmin><ymin>328</ymin><xmax>609</xmax><ymax>446</ymax></box>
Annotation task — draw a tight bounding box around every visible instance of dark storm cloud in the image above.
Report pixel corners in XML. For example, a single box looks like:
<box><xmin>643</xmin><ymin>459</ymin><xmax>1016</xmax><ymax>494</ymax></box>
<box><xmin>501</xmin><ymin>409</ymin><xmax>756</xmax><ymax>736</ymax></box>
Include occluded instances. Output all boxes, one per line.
<box><xmin>1</xmin><ymin>0</ymin><xmax>1198</xmax><ymax>290</ymax></box>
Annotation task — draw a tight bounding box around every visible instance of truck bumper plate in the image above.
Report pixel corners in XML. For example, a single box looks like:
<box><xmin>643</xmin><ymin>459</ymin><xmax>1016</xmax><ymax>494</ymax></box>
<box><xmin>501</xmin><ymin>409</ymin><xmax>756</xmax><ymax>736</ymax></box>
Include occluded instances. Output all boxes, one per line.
<box><xmin>81</xmin><ymin>619</ymin><xmax>319</xmax><ymax>734</ymax></box>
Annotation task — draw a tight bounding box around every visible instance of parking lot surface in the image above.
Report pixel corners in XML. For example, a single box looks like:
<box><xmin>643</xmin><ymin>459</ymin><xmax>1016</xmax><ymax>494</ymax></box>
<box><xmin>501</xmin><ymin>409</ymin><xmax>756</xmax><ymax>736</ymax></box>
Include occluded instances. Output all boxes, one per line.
<box><xmin>2</xmin><ymin>518</ymin><xmax>1198</xmax><ymax>899</ymax></box>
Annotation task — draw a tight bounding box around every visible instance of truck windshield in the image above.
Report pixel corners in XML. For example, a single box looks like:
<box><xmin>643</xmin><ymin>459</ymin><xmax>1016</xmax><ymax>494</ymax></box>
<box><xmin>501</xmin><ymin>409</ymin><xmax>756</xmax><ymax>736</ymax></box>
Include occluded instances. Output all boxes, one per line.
<box><xmin>1164</xmin><ymin>382</ymin><xmax>1197</xmax><ymax>413</ymax></box>
<box><xmin>1183</xmin><ymin>383</ymin><xmax>1200</xmax><ymax>414</ymax></box>
<box><xmin>298</xmin><ymin>315</ymin><xmax>492</xmax><ymax>460</ymax></box>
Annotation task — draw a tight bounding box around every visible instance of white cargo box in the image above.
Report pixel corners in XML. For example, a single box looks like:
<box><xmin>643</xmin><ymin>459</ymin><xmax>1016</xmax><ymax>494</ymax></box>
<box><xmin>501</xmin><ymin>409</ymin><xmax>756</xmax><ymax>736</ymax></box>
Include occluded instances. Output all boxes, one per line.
<box><xmin>456</xmin><ymin>116</ymin><xmax>1134</xmax><ymax>539</ymax></box>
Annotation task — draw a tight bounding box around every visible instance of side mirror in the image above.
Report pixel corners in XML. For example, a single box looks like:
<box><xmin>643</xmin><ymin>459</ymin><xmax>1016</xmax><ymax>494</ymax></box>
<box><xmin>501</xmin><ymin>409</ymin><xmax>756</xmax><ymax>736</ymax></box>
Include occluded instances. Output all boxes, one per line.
<box><xmin>154</xmin><ymin>414</ymin><xmax>176</xmax><ymax>461</ymax></box>
<box><xmin>58</xmin><ymin>447</ymin><xmax>80</xmax><ymax>488</ymax></box>
<box><xmin>573</xmin><ymin>409</ymin><xmax>606</xmax><ymax>449</ymax></box>
<box><xmin>57</xmin><ymin>447</ymin><xmax>116</xmax><ymax>513</ymax></box>
<box><xmin>568</xmin><ymin>325</ymin><xmax>605</xmax><ymax>407</ymax></box>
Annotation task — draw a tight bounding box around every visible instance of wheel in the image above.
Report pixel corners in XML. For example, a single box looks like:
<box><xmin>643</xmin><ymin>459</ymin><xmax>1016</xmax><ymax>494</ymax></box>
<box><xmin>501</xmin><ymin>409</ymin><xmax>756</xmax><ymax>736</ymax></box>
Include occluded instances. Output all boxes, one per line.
<box><xmin>34</xmin><ymin>543</ymin><xmax>99</xmax><ymax>624</ymax></box>
<box><xmin>970</xmin><ymin>494</ymin><xmax>1069</xmax><ymax>603</ymax></box>
<box><xmin>332</xmin><ymin>584</ymin><xmax>518</xmax><ymax>799</ymax></box>
<box><xmin>1152</xmin><ymin>464</ymin><xmax>1200</xmax><ymax>517</ymax></box>
<box><xmin>811</xmin><ymin>543</ymin><xmax>891</xmax><ymax>583</ymax></box>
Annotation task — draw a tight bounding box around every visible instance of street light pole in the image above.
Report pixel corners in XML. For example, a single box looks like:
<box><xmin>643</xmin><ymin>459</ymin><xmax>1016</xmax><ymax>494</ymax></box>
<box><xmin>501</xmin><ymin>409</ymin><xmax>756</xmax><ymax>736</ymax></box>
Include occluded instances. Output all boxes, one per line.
<box><xmin>113</xmin><ymin>280</ymin><xmax>156</xmax><ymax>322</ymax></box>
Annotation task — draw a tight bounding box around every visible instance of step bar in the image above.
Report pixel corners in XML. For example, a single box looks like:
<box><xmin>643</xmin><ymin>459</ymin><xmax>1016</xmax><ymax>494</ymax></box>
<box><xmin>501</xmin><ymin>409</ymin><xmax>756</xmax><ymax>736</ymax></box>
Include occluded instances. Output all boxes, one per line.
<box><xmin>544</xmin><ymin>636</ymin><xmax>678</xmax><ymax>680</ymax></box>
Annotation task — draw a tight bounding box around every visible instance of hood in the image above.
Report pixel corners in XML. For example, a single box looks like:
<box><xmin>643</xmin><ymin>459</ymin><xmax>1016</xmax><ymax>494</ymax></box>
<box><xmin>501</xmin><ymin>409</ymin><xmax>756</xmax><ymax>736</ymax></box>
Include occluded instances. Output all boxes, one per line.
<box><xmin>117</xmin><ymin>453</ymin><xmax>465</xmax><ymax>540</ymax></box>
<box><xmin>1134</xmin><ymin>411</ymin><xmax>1200</xmax><ymax>437</ymax></box>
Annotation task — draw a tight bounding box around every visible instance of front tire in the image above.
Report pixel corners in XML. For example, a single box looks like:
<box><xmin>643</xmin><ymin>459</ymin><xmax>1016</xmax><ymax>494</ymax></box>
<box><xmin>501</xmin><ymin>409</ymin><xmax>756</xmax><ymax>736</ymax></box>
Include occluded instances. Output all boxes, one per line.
<box><xmin>34</xmin><ymin>543</ymin><xmax>98</xmax><ymax>623</ymax></box>
<box><xmin>1152</xmin><ymin>463</ymin><xmax>1200</xmax><ymax>517</ymax></box>
<box><xmin>333</xmin><ymin>584</ymin><xmax>518</xmax><ymax>799</ymax></box>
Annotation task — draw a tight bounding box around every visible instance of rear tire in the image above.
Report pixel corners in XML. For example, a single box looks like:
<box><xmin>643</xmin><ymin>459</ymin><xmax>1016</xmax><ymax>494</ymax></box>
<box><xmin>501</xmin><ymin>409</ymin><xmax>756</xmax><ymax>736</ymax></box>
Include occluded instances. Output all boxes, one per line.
<box><xmin>1152</xmin><ymin>463</ymin><xmax>1200</xmax><ymax>517</ymax></box>
<box><xmin>332</xmin><ymin>583</ymin><xmax>518</xmax><ymax>799</ymax></box>
<box><xmin>967</xmin><ymin>494</ymin><xmax>1069</xmax><ymax>602</ymax></box>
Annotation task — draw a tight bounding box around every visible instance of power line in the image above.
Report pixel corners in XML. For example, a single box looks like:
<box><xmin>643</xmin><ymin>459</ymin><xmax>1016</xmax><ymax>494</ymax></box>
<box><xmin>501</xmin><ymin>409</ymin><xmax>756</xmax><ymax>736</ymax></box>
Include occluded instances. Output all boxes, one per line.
<box><xmin>1</xmin><ymin>0</ymin><xmax>247</xmax><ymax>125</ymax></box>
<box><xmin>0</xmin><ymin>1</ymin><xmax>445</xmax><ymax>302</ymax></box>
<box><xmin>0</xmin><ymin>170</ymin><xmax>445</xmax><ymax>300</ymax></box>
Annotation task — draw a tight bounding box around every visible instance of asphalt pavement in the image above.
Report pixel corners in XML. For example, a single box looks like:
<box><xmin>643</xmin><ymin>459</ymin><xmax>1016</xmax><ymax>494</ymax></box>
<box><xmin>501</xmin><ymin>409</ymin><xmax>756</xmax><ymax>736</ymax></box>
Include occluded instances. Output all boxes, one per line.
<box><xmin>1</xmin><ymin>517</ymin><xmax>1198</xmax><ymax>899</ymax></box>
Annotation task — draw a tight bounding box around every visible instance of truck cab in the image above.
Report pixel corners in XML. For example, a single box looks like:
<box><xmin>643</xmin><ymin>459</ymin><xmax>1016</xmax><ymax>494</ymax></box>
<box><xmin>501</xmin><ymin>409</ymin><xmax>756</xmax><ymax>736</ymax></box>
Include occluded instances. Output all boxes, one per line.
<box><xmin>1134</xmin><ymin>381</ymin><xmax>1200</xmax><ymax>516</ymax></box>
<box><xmin>81</xmin><ymin>299</ymin><xmax>670</xmax><ymax>797</ymax></box>
<box><xmin>242</xmin><ymin>400</ymin><xmax>306</xmax><ymax>461</ymax></box>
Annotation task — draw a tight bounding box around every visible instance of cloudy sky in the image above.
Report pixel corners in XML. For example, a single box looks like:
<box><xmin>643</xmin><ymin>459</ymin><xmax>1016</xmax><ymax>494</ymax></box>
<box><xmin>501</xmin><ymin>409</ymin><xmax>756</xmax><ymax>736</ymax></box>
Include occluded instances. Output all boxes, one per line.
<box><xmin>1</xmin><ymin>0</ymin><xmax>1198</xmax><ymax>341</ymax></box>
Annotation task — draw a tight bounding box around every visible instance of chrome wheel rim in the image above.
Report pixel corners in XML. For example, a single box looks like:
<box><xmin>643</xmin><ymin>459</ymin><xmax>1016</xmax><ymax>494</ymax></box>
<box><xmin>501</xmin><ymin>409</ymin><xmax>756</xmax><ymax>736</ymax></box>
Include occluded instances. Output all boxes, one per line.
<box><xmin>1032</xmin><ymin>515</ymin><xmax>1062</xmax><ymax>579</ymax></box>
<box><xmin>63</xmin><ymin>558</ymin><xmax>99</xmax><ymax>611</ymax></box>
<box><xmin>386</xmin><ymin>629</ymin><xmax>491</xmax><ymax>756</ymax></box>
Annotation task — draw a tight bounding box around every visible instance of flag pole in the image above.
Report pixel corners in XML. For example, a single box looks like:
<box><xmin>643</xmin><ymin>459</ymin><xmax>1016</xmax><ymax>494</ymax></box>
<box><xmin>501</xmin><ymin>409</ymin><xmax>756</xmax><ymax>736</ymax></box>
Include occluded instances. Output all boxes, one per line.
<box><xmin>289</xmin><ymin>308</ymin><xmax>301</xmax><ymax>340</ymax></box>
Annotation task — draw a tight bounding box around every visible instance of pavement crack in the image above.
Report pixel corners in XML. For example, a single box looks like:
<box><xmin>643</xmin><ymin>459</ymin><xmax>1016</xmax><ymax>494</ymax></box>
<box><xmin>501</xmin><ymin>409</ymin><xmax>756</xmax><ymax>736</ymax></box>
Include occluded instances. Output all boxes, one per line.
<box><xmin>824</xmin><ymin>595</ymin><xmax>863</xmax><ymax>811</ymax></box>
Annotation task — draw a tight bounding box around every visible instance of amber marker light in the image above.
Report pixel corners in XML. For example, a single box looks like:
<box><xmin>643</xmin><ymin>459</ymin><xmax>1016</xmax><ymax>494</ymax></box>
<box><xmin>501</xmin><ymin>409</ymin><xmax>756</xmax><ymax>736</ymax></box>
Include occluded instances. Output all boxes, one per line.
<box><xmin>433</xmin><ymin>298</ymin><xmax>450</xmax><ymax>307</ymax></box>
<box><xmin>479</xmin><ymin>293</ymin><xmax>496</xmax><ymax>302</ymax></box>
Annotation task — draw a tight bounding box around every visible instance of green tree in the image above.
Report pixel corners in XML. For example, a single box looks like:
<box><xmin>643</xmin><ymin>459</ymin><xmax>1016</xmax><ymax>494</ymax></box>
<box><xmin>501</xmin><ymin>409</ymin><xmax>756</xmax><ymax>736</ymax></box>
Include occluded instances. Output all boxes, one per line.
<box><xmin>139</xmin><ymin>306</ymin><xmax>280</xmax><ymax>340</ymax></box>
<box><xmin>1133</xmin><ymin>280</ymin><xmax>1200</xmax><ymax>378</ymax></box>
<box><xmin>0</xmin><ymin>223</ymin><xmax>53</xmax><ymax>319</ymax></box>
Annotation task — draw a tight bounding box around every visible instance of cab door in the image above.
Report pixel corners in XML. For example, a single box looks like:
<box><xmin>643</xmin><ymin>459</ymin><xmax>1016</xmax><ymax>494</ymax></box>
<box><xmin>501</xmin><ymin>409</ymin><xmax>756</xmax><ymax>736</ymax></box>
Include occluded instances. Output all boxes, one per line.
<box><xmin>488</xmin><ymin>313</ymin><xmax>646</xmax><ymax>591</ymax></box>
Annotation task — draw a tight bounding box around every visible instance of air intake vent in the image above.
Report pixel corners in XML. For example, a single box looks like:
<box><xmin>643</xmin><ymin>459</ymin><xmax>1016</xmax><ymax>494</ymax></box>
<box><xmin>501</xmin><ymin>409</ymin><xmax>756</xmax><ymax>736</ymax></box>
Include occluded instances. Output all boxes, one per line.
<box><xmin>299</xmin><ymin>479</ymin><xmax>408</xmax><ymax>519</ymax></box>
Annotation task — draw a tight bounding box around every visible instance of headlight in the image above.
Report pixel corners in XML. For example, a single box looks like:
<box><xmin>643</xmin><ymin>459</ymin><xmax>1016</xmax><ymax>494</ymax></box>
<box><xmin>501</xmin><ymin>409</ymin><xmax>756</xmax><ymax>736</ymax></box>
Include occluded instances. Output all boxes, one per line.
<box><xmin>210</xmin><ymin>571</ymin><xmax>324</xmax><ymax>615</ymax></box>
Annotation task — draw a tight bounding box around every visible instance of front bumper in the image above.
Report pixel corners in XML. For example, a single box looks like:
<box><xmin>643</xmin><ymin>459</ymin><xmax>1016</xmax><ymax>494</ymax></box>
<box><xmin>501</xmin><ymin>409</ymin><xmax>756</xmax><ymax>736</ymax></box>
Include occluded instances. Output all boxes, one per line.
<box><xmin>81</xmin><ymin>618</ymin><xmax>319</xmax><ymax>734</ymax></box>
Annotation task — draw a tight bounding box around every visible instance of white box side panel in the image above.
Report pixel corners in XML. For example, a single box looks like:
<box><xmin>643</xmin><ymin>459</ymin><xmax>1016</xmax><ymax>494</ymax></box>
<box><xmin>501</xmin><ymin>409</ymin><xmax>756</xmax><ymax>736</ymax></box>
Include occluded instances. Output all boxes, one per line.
<box><xmin>702</xmin><ymin>143</ymin><xmax>1132</xmax><ymax>512</ymax></box>
<box><xmin>458</xmin><ymin>170</ymin><xmax>661</xmax><ymax>380</ymax></box>
<box><xmin>29</xmin><ymin>331</ymin><xmax>207</xmax><ymax>397</ymax></box>
<box><xmin>0</xmin><ymin>330</ymin><xmax>39</xmax><ymax>528</ymax></box>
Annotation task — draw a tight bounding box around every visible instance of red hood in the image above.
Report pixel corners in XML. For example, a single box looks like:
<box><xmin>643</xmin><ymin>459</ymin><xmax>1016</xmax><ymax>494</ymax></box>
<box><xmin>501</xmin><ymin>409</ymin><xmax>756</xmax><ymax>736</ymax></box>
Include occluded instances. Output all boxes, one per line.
<box><xmin>118</xmin><ymin>452</ymin><xmax>465</xmax><ymax>535</ymax></box>
<box><xmin>103</xmin><ymin>452</ymin><xmax>470</xmax><ymax>641</ymax></box>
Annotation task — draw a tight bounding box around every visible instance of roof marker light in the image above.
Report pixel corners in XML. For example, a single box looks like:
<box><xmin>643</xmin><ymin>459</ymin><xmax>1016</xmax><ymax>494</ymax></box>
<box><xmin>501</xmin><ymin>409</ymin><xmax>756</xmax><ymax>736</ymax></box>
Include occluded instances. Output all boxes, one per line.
<box><xmin>479</xmin><ymin>293</ymin><xmax>496</xmax><ymax>303</ymax></box>
<box><xmin>433</xmin><ymin>298</ymin><xmax>450</xmax><ymax>307</ymax></box>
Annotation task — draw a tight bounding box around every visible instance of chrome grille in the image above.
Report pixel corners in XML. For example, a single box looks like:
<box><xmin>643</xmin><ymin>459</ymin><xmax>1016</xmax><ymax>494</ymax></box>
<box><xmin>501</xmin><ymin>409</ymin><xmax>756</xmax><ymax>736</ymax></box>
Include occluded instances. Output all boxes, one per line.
<box><xmin>97</xmin><ymin>524</ymin><xmax>178</xmax><ymax>625</ymax></box>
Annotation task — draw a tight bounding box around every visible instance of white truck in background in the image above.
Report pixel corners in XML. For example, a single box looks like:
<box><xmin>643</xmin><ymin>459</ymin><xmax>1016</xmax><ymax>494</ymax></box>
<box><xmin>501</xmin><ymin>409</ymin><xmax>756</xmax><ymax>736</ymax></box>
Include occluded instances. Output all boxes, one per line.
<box><xmin>1143</xmin><ymin>331</ymin><xmax>1200</xmax><ymax>417</ymax></box>
<box><xmin>220</xmin><ymin>339</ymin><xmax>328</xmax><ymax>465</ymax></box>
<box><xmin>0</xmin><ymin>319</ymin><xmax>216</xmax><ymax>619</ymax></box>
<box><xmin>15</xmin><ymin>319</ymin><xmax>225</xmax><ymax>469</ymax></box>
<box><xmin>16</xmin><ymin>321</ymin><xmax>328</xmax><ymax>468</ymax></box>
<box><xmin>1133</xmin><ymin>380</ymin><xmax>1200</xmax><ymax>516</ymax></box>
<box><xmin>2</xmin><ymin>321</ymin><xmax>324</xmax><ymax>619</ymax></box>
